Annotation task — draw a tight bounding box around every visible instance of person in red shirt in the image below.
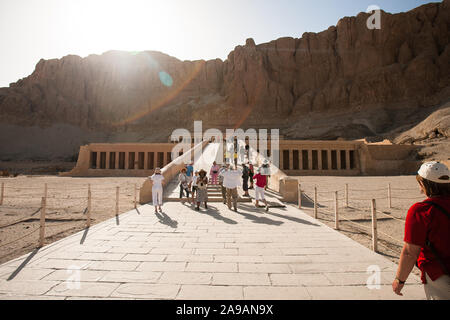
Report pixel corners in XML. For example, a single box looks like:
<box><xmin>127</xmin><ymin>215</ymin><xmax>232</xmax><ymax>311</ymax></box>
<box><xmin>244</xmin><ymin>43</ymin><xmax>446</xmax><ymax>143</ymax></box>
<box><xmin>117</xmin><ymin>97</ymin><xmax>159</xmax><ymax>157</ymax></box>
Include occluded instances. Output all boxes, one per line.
<box><xmin>393</xmin><ymin>161</ymin><xmax>450</xmax><ymax>299</ymax></box>
<box><xmin>253</xmin><ymin>168</ymin><xmax>269</xmax><ymax>211</ymax></box>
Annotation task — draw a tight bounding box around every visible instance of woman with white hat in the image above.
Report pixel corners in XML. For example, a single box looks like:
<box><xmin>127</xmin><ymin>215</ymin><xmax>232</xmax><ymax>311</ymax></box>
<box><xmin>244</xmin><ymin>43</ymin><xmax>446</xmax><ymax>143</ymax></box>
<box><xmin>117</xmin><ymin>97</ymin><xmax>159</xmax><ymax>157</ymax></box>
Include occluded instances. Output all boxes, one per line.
<box><xmin>392</xmin><ymin>161</ymin><xmax>450</xmax><ymax>299</ymax></box>
<box><xmin>150</xmin><ymin>168</ymin><xmax>164</xmax><ymax>213</ymax></box>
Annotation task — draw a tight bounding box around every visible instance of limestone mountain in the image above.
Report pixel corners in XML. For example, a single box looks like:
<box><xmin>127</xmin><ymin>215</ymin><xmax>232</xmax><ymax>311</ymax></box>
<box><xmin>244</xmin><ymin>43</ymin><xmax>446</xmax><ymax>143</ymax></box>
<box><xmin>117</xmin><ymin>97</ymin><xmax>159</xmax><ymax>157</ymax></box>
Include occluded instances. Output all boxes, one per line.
<box><xmin>0</xmin><ymin>0</ymin><xmax>449</xmax><ymax>161</ymax></box>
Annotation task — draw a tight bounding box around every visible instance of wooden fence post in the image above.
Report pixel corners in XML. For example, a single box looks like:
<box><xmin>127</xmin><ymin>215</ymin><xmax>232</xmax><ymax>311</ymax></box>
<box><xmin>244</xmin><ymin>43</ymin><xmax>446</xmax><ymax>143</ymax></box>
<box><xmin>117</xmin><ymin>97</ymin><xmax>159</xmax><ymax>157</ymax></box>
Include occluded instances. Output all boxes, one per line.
<box><xmin>371</xmin><ymin>199</ymin><xmax>378</xmax><ymax>252</ymax></box>
<box><xmin>0</xmin><ymin>182</ymin><xmax>4</xmax><ymax>205</ymax></box>
<box><xmin>134</xmin><ymin>184</ymin><xmax>137</xmax><ymax>209</ymax></box>
<box><xmin>115</xmin><ymin>186</ymin><xmax>119</xmax><ymax>216</ymax></box>
<box><xmin>314</xmin><ymin>187</ymin><xmax>318</xmax><ymax>219</ymax></box>
<box><xmin>345</xmin><ymin>183</ymin><xmax>349</xmax><ymax>208</ymax></box>
<box><xmin>388</xmin><ymin>183</ymin><xmax>392</xmax><ymax>209</ymax></box>
<box><xmin>298</xmin><ymin>184</ymin><xmax>302</xmax><ymax>209</ymax></box>
<box><xmin>87</xmin><ymin>184</ymin><xmax>91</xmax><ymax>227</ymax></box>
<box><xmin>334</xmin><ymin>191</ymin><xmax>339</xmax><ymax>230</ymax></box>
<box><xmin>39</xmin><ymin>196</ymin><xmax>46</xmax><ymax>247</ymax></box>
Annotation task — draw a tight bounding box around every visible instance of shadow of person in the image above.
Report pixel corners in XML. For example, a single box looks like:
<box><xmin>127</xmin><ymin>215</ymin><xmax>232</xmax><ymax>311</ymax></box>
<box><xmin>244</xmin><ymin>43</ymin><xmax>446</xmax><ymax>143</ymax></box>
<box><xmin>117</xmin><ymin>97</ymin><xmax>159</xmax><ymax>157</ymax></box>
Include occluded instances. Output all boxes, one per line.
<box><xmin>155</xmin><ymin>211</ymin><xmax>178</xmax><ymax>229</ymax></box>
<box><xmin>264</xmin><ymin>211</ymin><xmax>320</xmax><ymax>227</ymax></box>
<box><xmin>237</xmin><ymin>206</ymin><xmax>284</xmax><ymax>226</ymax></box>
<box><xmin>202</xmin><ymin>205</ymin><xmax>238</xmax><ymax>225</ymax></box>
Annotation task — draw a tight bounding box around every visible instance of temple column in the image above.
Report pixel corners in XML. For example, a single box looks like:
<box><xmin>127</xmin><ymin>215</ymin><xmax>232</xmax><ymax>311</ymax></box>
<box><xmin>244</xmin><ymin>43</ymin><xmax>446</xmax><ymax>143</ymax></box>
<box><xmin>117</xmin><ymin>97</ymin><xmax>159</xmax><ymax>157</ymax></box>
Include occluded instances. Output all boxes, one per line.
<box><xmin>96</xmin><ymin>152</ymin><xmax>101</xmax><ymax>170</ymax></box>
<box><xmin>299</xmin><ymin>149</ymin><xmax>303</xmax><ymax>170</ymax></box>
<box><xmin>289</xmin><ymin>149</ymin><xmax>293</xmax><ymax>170</ymax></box>
<box><xmin>125</xmin><ymin>152</ymin><xmax>129</xmax><ymax>170</ymax></box>
<box><xmin>327</xmin><ymin>149</ymin><xmax>332</xmax><ymax>171</ymax></box>
<box><xmin>144</xmin><ymin>152</ymin><xmax>149</xmax><ymax>170</ymax></box>
<box><xmin>308</xmin><ymin>150</ymin><xmax>313</xmax><ymax>171</ymax></box>
<box><xmin>346</xmin><ymin>150</ymin><xmax>351</xmax><ymax>170</ymax></box>
<box><xmin>318</xmin><ymin>149</ymin><xmax>323</xmax><ymax>170</ymax></box>
<box><xmin>106</xmin><ymin>152</ymin><xmax>110</xmax><ymax>169</ymax></box>
<box><xmin>337</xmin><ymin>150</ymin><xmax>342</xmax><ymax>170</ymax></box>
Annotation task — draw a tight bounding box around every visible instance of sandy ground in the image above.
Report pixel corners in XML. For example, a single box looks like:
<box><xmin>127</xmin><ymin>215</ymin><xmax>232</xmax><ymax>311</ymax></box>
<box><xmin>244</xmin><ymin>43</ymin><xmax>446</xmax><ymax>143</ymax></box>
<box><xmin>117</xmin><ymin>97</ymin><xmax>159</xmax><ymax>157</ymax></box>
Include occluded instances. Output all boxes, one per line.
<box><xmin>295</xmin><ymin>175</ymin><xmax>424</xmax><ymax>277</ymax></box>
<box><xmin>0</xmin><ymin>175</ymin><xmax>146</xmax><ymax>264</ymax></box>
<box><xmin>0</xmin><ymin>174</ymin><xmax>424</xmax><ymax>280</ymax></box>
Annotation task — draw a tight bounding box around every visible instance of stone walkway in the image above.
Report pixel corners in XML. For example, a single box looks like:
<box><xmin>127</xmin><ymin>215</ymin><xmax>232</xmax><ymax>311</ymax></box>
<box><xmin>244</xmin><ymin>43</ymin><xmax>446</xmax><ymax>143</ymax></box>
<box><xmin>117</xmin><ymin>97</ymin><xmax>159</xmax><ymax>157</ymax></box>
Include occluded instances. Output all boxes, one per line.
<box><xmin>0</xmin><ymin>196</ymin><xmax>425</xmax><ymax>300</ymax></box>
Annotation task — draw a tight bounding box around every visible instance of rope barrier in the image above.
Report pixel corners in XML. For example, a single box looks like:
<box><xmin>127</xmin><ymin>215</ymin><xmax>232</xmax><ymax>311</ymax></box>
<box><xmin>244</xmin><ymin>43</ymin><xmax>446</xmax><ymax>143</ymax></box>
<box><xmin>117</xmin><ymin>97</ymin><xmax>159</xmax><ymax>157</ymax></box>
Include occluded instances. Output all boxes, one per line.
<box><xmin>377</xmin><ymin>229</ymin><xmax>404</xmax><ymax>245</ymax></box>
<box><xmin>390</xmin><ymin>196</ymin><xmax>425</xmax><ymax>200</ymax></box>
<box><xmin>391</xmin><ymin>188</ymin><xmax>419</xmax><ymax>191</ymax></box>
<box><xmin>318</xmin><ymin>208</ymin><xmax>373</xmax><ymax>231</ymax></box>
<box><xmin>45</xmin><ymin>220</ymin><xmax>85</xmax><ymax>229</ymax></box>
<box><xmin>0</xmin><ymin>210</ymin><xmax>41</xmax><ymax>229</ymax></box>
<box><xmin>0</xmin><ymin>226</ymin><xmax>40</xmax><ymax>248</ymax></box>
<box><xmin>348</xmin><ymin>196</ymin><xmax>388</xmax><ymax>201</ymax></box>
<box><xmin>348</xmin><ymin>188</ymin><xmax>386</xmax><ymax>192</ymax></box>
<box><xmin>375</xmin><ymin>210</ymin><xmax>406</xmax><ymax>222</ymax></box>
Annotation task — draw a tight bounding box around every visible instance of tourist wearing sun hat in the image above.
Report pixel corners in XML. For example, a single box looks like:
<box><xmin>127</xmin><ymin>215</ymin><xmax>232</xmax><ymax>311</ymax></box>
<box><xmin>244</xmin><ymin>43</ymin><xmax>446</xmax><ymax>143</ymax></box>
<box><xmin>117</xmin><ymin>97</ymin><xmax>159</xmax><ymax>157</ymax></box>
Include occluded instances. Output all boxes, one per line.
<box><xmin>393</xmin><ymin>161</ymin><xmax>450</xmax><ymax>299</ymax></box>
<box><xmin>195</xmin><ymin>170</ymin><xmax>209</xmax><ymax>211</ymax></box>
<box><xmin>150</xmin><ymin>168</ymin><xmax>164</xmax><ymax>213</ymax></box>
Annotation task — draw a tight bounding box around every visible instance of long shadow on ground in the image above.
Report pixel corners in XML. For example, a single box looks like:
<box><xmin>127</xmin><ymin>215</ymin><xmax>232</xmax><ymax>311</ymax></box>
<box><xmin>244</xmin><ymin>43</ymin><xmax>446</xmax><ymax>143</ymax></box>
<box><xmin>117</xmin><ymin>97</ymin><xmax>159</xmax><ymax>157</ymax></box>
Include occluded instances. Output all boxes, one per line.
<box><xmin>200</xmin><ymin>205</ymin><xmax>238</xmax><ymax>225</ymax></box>
<box><xmin>155</xmin><ymin>211</ymin><xmax>178</xmax><ymax>229</ymax></box>
<box><xmin>237</xmin><ymin>204</ymin><xmax>284</xmax><ymax>226</ymax></box>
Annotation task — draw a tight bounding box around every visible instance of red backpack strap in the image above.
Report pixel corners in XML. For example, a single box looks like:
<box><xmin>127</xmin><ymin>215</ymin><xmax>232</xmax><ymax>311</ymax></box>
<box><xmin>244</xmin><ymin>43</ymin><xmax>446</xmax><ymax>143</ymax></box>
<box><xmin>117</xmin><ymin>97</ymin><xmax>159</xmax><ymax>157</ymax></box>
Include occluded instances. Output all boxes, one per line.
<box><xmin>421</xmin><ymin>200</ymin><xmax>450</xmax><ymax>275</ymax></box>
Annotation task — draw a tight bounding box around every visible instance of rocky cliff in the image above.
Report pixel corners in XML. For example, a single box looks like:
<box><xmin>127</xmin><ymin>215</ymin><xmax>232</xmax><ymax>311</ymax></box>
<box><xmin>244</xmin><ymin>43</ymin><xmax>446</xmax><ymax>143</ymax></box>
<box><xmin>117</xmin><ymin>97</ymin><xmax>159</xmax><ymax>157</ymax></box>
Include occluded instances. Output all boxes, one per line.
<box><xmin>0</xmin><ymin>0</ymin><xmax>449</xmax><ymax>160</ymax></box>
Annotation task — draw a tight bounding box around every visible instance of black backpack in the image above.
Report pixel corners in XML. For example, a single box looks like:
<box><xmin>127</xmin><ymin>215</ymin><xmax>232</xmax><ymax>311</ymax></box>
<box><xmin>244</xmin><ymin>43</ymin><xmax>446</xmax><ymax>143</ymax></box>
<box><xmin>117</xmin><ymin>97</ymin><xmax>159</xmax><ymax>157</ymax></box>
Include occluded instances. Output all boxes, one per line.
<box><xmin>421</xmin><ymin>201</ymin><xmax>450</xmax><ymax>275</ymax></box>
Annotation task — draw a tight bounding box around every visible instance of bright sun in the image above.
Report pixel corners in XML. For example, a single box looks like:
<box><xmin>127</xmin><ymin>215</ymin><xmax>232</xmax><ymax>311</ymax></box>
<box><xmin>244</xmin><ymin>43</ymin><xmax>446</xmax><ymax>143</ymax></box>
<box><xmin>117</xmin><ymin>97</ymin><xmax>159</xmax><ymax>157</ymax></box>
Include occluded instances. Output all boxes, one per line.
<box><xmin>66</xmin><ymin>0</ymin><xmax>181</xmax><ymax>56</ymax></box>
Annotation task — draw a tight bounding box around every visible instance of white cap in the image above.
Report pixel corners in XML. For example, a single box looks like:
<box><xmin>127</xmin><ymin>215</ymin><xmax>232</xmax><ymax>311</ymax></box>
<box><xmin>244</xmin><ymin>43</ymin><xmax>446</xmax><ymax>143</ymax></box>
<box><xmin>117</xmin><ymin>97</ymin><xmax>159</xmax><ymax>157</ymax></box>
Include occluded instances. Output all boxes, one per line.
<box><xmin>418</xmin><ymin>162</ymin><xmax>450</xmax><ymax>184</ymax></box>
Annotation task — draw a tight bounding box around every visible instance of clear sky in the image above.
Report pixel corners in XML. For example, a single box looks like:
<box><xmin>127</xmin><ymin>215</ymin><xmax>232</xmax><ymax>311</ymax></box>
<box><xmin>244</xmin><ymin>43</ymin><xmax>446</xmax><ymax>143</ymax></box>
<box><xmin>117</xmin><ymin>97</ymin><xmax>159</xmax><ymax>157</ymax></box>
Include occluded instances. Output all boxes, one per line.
<box><xmin>0</xmin><ymin>0</ymin><xmax>439</xmax><ymax>88</ymax></box>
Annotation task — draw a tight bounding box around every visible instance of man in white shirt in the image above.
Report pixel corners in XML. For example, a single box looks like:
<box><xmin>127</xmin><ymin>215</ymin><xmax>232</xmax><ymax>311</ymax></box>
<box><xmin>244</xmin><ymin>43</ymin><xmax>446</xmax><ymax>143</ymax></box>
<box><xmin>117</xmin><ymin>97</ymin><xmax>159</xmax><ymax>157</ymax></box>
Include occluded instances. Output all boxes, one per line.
<box><xmin>221</xmin><ymin>165</ymin><xmax>242</xmax><ymax>212</ymax></box>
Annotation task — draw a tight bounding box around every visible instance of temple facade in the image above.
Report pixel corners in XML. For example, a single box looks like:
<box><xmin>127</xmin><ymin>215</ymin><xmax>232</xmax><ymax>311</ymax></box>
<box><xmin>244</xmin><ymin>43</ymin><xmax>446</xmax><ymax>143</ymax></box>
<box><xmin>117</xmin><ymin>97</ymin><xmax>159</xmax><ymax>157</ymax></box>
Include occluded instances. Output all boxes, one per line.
<box><xmin>61</xmin><ymin>139</ymin><xmax>420</xmax><ymax>177</ymax></box>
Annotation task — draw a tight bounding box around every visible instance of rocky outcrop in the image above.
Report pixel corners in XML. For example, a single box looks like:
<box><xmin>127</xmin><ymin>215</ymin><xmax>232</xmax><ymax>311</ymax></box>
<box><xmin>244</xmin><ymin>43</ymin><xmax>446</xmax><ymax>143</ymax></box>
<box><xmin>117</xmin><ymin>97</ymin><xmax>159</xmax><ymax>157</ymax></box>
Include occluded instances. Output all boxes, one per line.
<box><xmin>0</xmin><ymin>0</ymin><xmax>450</xmax><ymax>160</ymax></box>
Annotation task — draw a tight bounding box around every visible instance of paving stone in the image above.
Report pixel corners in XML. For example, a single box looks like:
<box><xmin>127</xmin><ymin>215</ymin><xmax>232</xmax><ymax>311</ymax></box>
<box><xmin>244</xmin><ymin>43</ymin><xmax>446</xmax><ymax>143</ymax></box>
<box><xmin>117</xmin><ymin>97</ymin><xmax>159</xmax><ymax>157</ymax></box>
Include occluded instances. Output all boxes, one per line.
<box><xmin>159</xmin><ymin>272</ymin><xmax>212</xmax><ymax>285</ymax></box>
<box><xmin>33</xmin><ymin>259</ymin><xmax>93</xmax><ymax>270</ymax></box>
<box><xmin>184</xmin><ymin>242</ymin><xmax>225</xmax><ymax>249</ymax></box>
<box><xmin>121</xmin><ymin>254</ymin><xmax>166</xmax><ymax>262</ymax></box>
<box><xmin>89</xmin><ymin>261</ymin><xmax>140</xmax><ymax>271</ymax></box>
<box><xmin>46</xmin><ymin>281</ymin><xmax>120</xmax><ymax>297</ymax></box>
<box><xmin>0</xmin><ymin>268</ymin><xmax>54</xmax><ymax>281</ymax></box>
<box><xmin>0</xmin><ymin>279</ymin><xmax>59</xmax><ymax>296</ymax></box>
<box><xmin>43</xmin><ymin>270</ymin><xmax>108</xmax><ymax>282</ymax></box>
<box><xmin>108</xmin><ymin>247</ymin><xmax>151</xmax><ymax>254</ymax></box>
<box><xmin>136</xmin><ymin>262</ymin><xmax>186</xmax><ymax>272</ymax></box>
<box><xmin>151</xmin><ymin>248</ymin><xmax>194</xmax><ymax>255</ymax></box>
<box><xmin>186</xmin><ymin>263</ymin><xmax>238</xmax><ymax>273</ymax></box>
<box><xmin>270</xmin><ymin>273</ymin><xmax>333</xmax><ymax>287</ymax></box>
<box><xmin>111</xmin><ymin>283</ymin><xmax>180</xmax><ymax>299</ymax></box>
<box><xmin>165</xmin><ymin>255</ymin><xmax>214</xmax><ymax>262</ymax></box>
<box><xmin>212</xmin><ymin>273</ymin><xmax>270</xmax><ymax>286</ymax></box>
<box><xmin>243</xmin><ymin>286</ymin><xmax>311</xmax><ymax>300</ymax></box>
<box><xmin>99</xmin><ymin>271</ymin><xmax>161</xmax><ymax>283</ymax></box>
<box><xmin>177</xmin><ymin>285</ymin><xmax>243</xmax><ymax>300</ymax></box>
<box><xmin>214</xmin><ymin>255</ymin><xmax>264</xmax><ymax>263</ymax></box>
<box><xmin>77</xmin><ymin>252</ymin><xmax>126</xmax><ymax>261</ymax></box>
<box><xmin>195</xmin><ymin>249</ymin><xmax>238</xmax><ymax>255</ymax></box>
<box><xmin>305</xmin><ymin>285</ymin><xmax>426</xmax><ymax>300</ymax></box>
<box><xmin>238</xmin><ymin>263</ymin><xmax>291</xmax><ymax>274</ymax></box>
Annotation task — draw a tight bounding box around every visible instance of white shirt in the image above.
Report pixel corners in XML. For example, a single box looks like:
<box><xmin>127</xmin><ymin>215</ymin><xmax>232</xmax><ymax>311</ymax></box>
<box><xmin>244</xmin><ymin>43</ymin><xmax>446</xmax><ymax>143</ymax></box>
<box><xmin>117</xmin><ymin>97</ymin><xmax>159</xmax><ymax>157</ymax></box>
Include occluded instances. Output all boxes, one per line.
<box><xmin>192</xmin><ymin>175</ymin><xmax>199</xmax><ymax>186</ymax></box>
<box><xmin>221</xmin><ymin>169</ymin><xmax>242</xmax><ymax>189</ymax></box>
<box><xmin>151</xmin><ymin>174</ymin><xmax>164</xmax><ymax>189</ymax></box>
